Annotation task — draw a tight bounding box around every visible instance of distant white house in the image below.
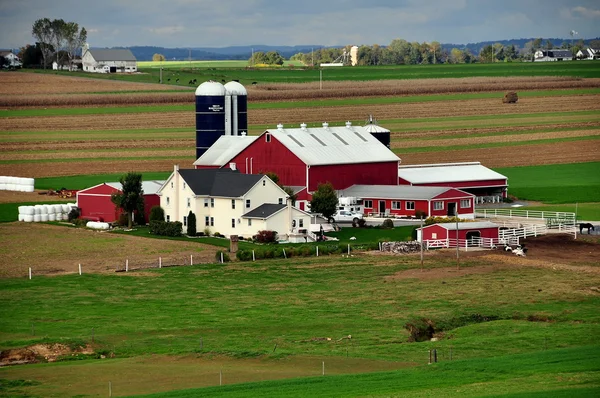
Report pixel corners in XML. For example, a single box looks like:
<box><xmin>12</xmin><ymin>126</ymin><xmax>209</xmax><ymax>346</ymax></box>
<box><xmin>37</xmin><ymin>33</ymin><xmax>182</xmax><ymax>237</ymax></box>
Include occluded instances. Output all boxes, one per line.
<box><xmin>158</xmin><ymin>166</ymin><xmax>313</xmax><ymax>242</ymax></box>
<box><xmin>534</xmin><ymin>49</ymin><xmax>573</xmax><ymax>62</ymax></box>
<box><xmin>576</xmin><ymin>48</ymin><xmax>599</xmax><ymax>60</ymax></box>
<box><xmin>0</xmin><ymin>50</ymin><xmax>22</xmax><ymax>68</ymax></box>
<box><xmin>81</xmin><ymin>43</ymin><xmax>137</xmax><ymax>73</ymax></box>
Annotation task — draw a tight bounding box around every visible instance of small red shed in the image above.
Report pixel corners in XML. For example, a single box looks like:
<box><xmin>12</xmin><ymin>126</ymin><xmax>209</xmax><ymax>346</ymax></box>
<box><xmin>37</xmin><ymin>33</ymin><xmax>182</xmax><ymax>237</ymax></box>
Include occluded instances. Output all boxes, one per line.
<box><xmin>76</xmin><ymin>180</ymin><xmax>164</xmax><ymax>222</ymax></box>
<box><xmin>338</xmin><ymin>185</ymin><xmax>476</xmax><ymax>219</ymax></box>
<box><xmin>418</xmin><ymin>221</ymin><xmax>500</xmax><ymax>243</ymax></box>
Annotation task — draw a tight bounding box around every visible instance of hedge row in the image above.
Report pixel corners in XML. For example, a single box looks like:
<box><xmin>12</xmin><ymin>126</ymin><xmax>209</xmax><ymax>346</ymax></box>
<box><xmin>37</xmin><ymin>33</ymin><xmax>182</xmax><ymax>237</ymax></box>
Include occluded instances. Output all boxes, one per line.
<box><xmin>149</xmin><ymin>220</ymin><xmax>183</xmax><ymax>237</ymax></box>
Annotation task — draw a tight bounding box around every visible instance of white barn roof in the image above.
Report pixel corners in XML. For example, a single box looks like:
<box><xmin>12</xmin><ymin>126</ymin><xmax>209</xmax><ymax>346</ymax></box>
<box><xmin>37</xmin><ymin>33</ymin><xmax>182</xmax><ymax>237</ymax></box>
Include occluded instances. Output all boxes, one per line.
<box><xmin>193</xmin><ymin>136</ymin><xmax>258</xmax><ymax>167</ymax></box>
<box><xmin>398</xmin><ymin>162</ymin><xmax>507</xmax><ymax>184</ymax></box>
<box><xmin>106</xmin><ymin>180</ymin><xmax>165</xmax><ymax>195</ymax></box>
<box><xmin>340</xmin><ymin>184</ymin><xmax>460</xmax><ymax>200</ymax></box>
<box><xmin>267</xmin><ymin>124</ymin><xmax>400</xmax><ymax>166</ymax></box>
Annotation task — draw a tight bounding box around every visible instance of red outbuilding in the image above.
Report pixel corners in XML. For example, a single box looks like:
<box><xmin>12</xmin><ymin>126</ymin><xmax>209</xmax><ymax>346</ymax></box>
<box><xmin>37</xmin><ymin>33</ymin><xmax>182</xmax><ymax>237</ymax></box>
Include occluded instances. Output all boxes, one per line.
<box><xmin>193</xmin><ymin>122</ymin><xmax>401</xmax><ymax>195</ymax></box>
<box><xmin>417</xmin><ymin>221</ymin><xmax>500</xmax><ymax>246</ymax></box>
<box><xmin>398</xmin><ymin>162</ymin><xmax>508</xmax><ymax>204</ymax></box>
<box><xmin>338</xmin><ymin>184</ymin><xmax>476</xmax><ymax>219</ymax></box>
<box><xmin>76</xmin><ymin>180</ymin><xmax>164</xmax><ymax>222</ymax></box>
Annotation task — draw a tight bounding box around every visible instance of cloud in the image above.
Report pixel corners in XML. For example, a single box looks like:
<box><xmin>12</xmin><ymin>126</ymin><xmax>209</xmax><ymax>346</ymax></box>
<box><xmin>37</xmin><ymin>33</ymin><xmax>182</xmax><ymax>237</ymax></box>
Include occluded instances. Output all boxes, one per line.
<box><xmin>572</xmin><ymin>6</ymin><xmax>600</xmax><ymax>18</ymax></box>
<box><xmin>147</xmin><ymin>26</ymin><xmax>185</xmax><ymax>35</ymax></box>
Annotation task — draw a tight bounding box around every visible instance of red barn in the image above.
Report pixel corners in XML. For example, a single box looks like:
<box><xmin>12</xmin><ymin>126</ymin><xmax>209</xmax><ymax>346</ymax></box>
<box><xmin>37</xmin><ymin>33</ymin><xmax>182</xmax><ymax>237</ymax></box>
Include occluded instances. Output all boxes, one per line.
<box><xmin>339</xmin><ymin>185</ymin><xmax>475</xmax><ymax>219</ymax></box>
<box><xmin>194</xmin><ymin>122</ymin><xmax>400</xmax><ymax>194</ymax></box>
<box><xmin>418</xmin><ymin>222</ymin><xmax>500</xmax><ymax>246</ymax></box>
<box><xmin>76</xmin><ymin>180</ymin><xmax>164</xmax><ymax>222</ymax></box>
<box><xmin>398</xmin><ymin>162</ymin><xmax>508</xmax><ymax>204</ymax></box>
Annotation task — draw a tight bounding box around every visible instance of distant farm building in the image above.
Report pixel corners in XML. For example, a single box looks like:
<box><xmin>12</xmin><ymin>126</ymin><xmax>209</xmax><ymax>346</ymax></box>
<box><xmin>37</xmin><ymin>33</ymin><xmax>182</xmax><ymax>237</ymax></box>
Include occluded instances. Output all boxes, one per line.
<box><xmin>338</xmin><ymin>185</ymin><xmax>475</xmax><ymax>219</ymax></box>
<box><xmin>417</xmin><ymin>222</ymin><xmax>500</xmax><ymax>246</ymax></box>
<box><xmin>576</xmin><ymin>48</ymin><xmax>599</xmax><ymax>60</ymax></box>
<box><xmin>76</xmin><ymin>180</ymin><xmax>163</xmax><ymax>222</ymax></box>
<box><xmin>534</xmin><ymin>49</ymin><xmax>573</xmax><ymax>62</ymax></box>
<box><xmin>397</xmin><ymin>162</ymin><xmax>508</xmax><ymax>204</ymax></box>
<box><xmin>82</xmin><ymin>43</ymin><xmax>137</xmax><ymax>73</ymax></box>
<box><xmin>0</xmin><ymin>50</ymin><xmax>22</xmax><ymax>68</ymax></box>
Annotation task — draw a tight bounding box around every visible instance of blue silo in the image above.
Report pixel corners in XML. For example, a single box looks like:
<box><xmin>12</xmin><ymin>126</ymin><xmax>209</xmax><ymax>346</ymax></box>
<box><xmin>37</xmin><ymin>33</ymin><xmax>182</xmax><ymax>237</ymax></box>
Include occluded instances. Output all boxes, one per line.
<box><xmin>224</xmin><ymin>81</ymin><xmax>248</xmax><ymax>136</ymax></box>
<box><xmin>195</xmin><ymin>81</ymin><xmax>227</xmax><ymax>159</ymax></box>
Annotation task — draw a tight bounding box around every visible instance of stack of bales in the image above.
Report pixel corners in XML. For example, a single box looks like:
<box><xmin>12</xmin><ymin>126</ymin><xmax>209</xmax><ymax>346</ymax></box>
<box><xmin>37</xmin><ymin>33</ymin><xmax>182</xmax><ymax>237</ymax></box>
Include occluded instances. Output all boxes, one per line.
<box><xmin>0</xmin><ymin>176</ymin><xmax>35</xmax><ymax>192</ymax></box>
<box><xmin>86</xmin><ymin>221</ymin><xmax>111</xmax><ymax>230</ymax></box>
<box><xmin>18</xmin><ymin>203</ymin><xmax>76</xmax><ymax>222</ymax></box>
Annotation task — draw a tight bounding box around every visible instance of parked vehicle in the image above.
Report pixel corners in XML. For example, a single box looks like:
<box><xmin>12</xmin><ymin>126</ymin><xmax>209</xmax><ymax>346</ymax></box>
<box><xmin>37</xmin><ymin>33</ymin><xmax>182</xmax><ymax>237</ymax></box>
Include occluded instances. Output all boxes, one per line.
<box><xmin>328</xmin><ymin>210</ymin><xmax>363</xmax><ymax>224</ymax></box>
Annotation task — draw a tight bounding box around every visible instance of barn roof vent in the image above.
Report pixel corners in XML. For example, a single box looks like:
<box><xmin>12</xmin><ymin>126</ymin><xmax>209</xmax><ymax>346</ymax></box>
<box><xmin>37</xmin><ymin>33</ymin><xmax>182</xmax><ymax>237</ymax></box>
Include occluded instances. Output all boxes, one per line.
<box><xmin>277</xmin><ymin>123</ymin><xmax>284</xmax><ymax>130</ymax></box>
<box><xmin>345</xmin><ymin>121</ymin><xmax>352</xmax><ymax>128</ymax></box>
<box><xmin>300</xmin><ymin>123</ymin><xmax>307</xmax><ymax>131</ymax></box>
<box><xmin>322</xmin><ymin>122</ymin><xmax>329</xmax><ymax>129</ymax></box>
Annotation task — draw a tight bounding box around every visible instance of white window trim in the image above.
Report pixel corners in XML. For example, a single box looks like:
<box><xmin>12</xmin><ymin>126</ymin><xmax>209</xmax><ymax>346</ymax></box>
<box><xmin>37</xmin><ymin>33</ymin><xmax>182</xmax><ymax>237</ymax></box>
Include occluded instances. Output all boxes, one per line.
<box><xmin>433</xmin><ymin>201</ymin><xmax>444</xmax><ymax>210</ymax></box>
<box><xmin>406</xmin><ymin>201</ymin><xmax>415</xmax><ymax>210</ymax></box>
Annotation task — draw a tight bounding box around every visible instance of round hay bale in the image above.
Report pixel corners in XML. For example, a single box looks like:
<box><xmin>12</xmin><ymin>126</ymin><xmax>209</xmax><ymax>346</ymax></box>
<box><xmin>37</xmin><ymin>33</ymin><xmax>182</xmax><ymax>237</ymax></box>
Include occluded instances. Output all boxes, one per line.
<box><xmin>502</xmin><ymin>91</ymin><xmax>518</xmax><ymax>104</ymax></box>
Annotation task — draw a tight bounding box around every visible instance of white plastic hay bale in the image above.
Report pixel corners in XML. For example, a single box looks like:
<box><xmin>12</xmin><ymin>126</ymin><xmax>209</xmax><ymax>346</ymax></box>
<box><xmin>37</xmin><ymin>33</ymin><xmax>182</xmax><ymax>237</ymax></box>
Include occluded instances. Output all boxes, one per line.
<box><xmin>24</xmin><ymin>177</ymin><xmax>34</xmax><ymax>186</ymax></box>
<box><xmin>24</xmin><ymin>206</ymin><xmax>35</xmax><ymax>215</ymax></box>
<box><xmin>24</xmin><ymin>185</ymin><xmax>35</xmax><ymax>192</ymax></box>
<box><xmin>62</xmin><ymin>213</ymin><xmax>69</xmax><ymax>221</ymax></box>
<box><xmin>0</xmin><ymin>183</ymin><xmax>6</xmax><ymax>190</ymax></box>
<box><xmin>48</xmin><ymin>213</ymin><xmax>56</xmax><ymax>221</ymax></box>
<box><xmin>62</xmin><ymin>204</ymin><xmax>70</xmax><ymax>213</ymax></box>
<box><xmin>41</xmin><ymin>205</ymin><xmax>49</xmax><ymax>214</ymax></box>
<box><xmin>6</xmin><ymin>183</ymin><xmax>16</xmax><ymax>191</ymax></box>
<box><xmin>18</xmin><ymin>213</ymin><xmax>25</xmax><ymax>221</ymax></box>
<box><xmin>53</xmin><ymin>204</ymin><xmax>62</xmax><ymax>213</ymax></box>
<box><xmin>0</xmin><ymin>176</ymin><xmax>7</xmax><ymax>184</ymax></box>
<box><xmin>23</xmin><ymin>214</ymin><xmax>34</xmax><ymax>222</ymax></box>
<box><xmin>34</xmin><ymin>205</ymin><xmax>42</xmax><ymax>214</ymax></box>
<box><xmin>46</xmin><ymin>205</ymin><xmax>55</xmax><ymax>214</ymax></box>
<box><xmin>33</xmin><ymin>214</ymin><xmax>41</xmax><ymax>222</ymax></box>
<box><xmin>18</xmin><ymin>206</ymin><xmax>25</xmax><ymax>214</ymax></box>
<box><xmin>87</xmin><ymin>221</ymin><xmax>110</xmax><ymax>230</ymax></box>
<box><xmin>41</xmin><ymin>214</ymin><xmax>49</xmax><ymax>222</ymax></box>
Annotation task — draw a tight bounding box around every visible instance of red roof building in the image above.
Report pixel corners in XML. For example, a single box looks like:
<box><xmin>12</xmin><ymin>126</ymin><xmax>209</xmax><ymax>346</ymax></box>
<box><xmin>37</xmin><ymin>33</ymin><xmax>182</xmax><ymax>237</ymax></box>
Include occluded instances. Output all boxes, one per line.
<box><xmin>76</xmin><ymin>181</ymin><xmax>163</xmax><ymax>222</ymax></box>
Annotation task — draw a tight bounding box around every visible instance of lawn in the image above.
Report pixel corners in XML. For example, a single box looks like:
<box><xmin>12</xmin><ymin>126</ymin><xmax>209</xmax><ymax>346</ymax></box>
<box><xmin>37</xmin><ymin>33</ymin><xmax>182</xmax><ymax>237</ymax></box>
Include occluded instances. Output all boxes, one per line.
<box><xmin>495</xmin><ymin>162</ymin><xmax>600</xmax><ymax>204</ymax></box>
<box><xmin>0</xmin><ymin>251</ymin><xmax>599</xmax><ymax>396</ymax></box>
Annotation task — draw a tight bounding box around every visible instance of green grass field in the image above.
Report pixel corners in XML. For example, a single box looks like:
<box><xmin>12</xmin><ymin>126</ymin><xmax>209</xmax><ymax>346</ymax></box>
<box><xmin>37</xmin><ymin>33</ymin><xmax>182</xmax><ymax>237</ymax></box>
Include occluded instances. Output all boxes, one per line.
<box><xmin>1</xmin><ymin>252</ymin><xmax>599</xmax><ymax>396</ymax></box>
<box><xmin>495</xmin><ymin>162</ymin><xmax>600</xmax><ymax>204</ymax></box>
<box><xmin>28</xmin><ymin>61</ymin><xmax>600</xmax><ymax>86</ymax></box>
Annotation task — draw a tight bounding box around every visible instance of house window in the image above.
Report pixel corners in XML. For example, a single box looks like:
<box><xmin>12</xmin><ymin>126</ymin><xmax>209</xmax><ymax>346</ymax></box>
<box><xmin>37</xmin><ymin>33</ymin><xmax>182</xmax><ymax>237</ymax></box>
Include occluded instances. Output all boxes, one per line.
<box><xmin>461</xmin><ymin>199</ymin><xmax>471</xmax><ymax>208</ymax></box>
<box><xmin>204</xmin><ymin>199</ymin><xmax>209</xmax><ymax>208</ymax></box>
<box><xmin>183</xmin><ymin>216</ymin><xmax>187</xmax><ymax>226</ymax></box>
<box><xmin>246</xmin><ymin>199</ymin><xmax>251</xmax><ymax>208</ymax></box>
<box><xmin>248</xmin><ymin>219</ymin><xmax>252</xmax><ymax>226</ymax></box>
<box><xmin>210</xmin><ymin>217</ymin><xmax>214</xmax><ymax>227</ymax></box>
<box><xmin>187</xmin><ymin>198</ymin><xmax>191</xmax><ymax>208</ymax></box>
<box><xmin>392</xmin><ymin>201</ymin><xmax>401</xmax><ymax>210</ymax></box>
<box><xmin>299</xmin><ymin>219</ymin><xmax>304</xmax><ymax>228</ymax></box>
<box><xmin>171</xmin><ymin>182</ymin><xmax>173</xmax><ymax>188</ymax></box>
<box><xmin>166</xmin><ymin>197</ymin><xmax>170</xmax><ymax>205</ymax></box>
<box><xmin>433</xmin><ymin>201</ymin><xmax>444</xmax><ymax>210</ymax></box>
<box><xmin>210</xmin><ymin>198</ymin><xmax>214</xmax><ymax>208</ymax></box>
<box><xmin>364</xmin><ymin>200</ymin><xmax>373</xmax><ymax>208</ymax></box>
<box><xmin>278</xmin><ymin>198</ymin><xmax>283</xmax><ymax>204</ymax></box>
<box><xmin>432</xmin><ymin>233</ymin><xmax>437</xmax><ymax>239</ymax></box>
<box><xmin>263</xmin><ymin>180</ymin><xmax>266</xmax><ymax>186</ymax></box>
<box><xmin>232</xmin><ymin>219</ymin><xmax>235</xmax><ymax>228</ymax></box>
<box><xmin>406</xmin><ymin>201</ymin><xmax>415</xmax><ymax>210</ymax></box>
<box><xmin>232</xmin><ymin>199</ymin><xmax>236</xmax><ymax>209</ymax></box>
<box><xmin>183</xmin><ymin>182</ymin><xmax>186</xmax><ymax>189</ymax></box>
<box><xmin>205</xmin><ymin>216</ymin><xmax>209</xmax><ymax>226</ymax></box>
<box><xmin>166</xmin><ymin>215</ymin><xmax>170</xmax><ymax>222</ymax></box>
<box><xmin>265</xmin><ymin>133</ymin><xmax>271</xmax><ymax>142</ymax></box>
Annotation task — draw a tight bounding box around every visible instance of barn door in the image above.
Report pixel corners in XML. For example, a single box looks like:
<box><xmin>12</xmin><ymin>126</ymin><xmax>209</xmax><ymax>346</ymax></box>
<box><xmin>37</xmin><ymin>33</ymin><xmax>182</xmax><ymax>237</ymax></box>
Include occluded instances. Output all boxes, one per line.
<box><xmin>379</xmin><ymin>200</ymin><xmax>386</xmax><ymax>215</ymax></box>
<box><xmin>447</xmin><ymin>202</ymin><xmax>456</xmax><ymax>217</ymax></box>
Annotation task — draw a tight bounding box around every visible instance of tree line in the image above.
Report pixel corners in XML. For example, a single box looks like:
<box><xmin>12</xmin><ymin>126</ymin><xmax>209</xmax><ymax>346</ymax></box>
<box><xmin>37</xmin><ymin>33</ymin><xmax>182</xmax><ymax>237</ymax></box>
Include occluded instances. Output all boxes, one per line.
<box><xmin>28</xmin><ymin>18</ymin><xmax>87</xmax><ymax>70</ymax></box>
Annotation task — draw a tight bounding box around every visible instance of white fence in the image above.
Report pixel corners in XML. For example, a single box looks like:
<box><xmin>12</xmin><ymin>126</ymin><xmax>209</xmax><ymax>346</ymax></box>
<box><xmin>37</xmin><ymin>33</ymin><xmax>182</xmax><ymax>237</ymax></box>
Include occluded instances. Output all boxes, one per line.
<box><xmin>475</xmin><ymin>208</ymin><xmax>577</xmax><ymax>238</ymax></box>
<box><xmin>425</xmin><ymin>236</ymin><xmax>520</xmax><ymax>250</ymax></box>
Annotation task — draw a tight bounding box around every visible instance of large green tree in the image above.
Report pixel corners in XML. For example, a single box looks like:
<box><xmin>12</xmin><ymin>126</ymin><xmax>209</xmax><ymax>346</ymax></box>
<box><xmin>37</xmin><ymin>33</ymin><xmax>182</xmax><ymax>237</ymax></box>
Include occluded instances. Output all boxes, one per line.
<box><xmin>32</xmin><ymin>18</ymin><xmax>53</xmax><ymax>69</ymax></box>
<box><xmin>111</xmin><ymin>172</ymin><xmax>144</xmax><ymax>229</ymax></box>
<box><xmin>64</xmin><ymin>22</ymin><xmax>86</xmax><ymax>70</ymax></box>
<box><xmin>310</xmin><ymin>182</ymin><xmax>338</xmax><ymax>221</ymax></box>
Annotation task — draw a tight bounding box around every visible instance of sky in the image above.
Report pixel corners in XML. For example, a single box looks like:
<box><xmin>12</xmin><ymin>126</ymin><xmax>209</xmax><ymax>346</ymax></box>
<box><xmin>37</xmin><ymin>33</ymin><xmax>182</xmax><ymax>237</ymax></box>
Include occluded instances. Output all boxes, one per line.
<box><xmin>1</xmin><ymin>0</ymin><xmax>599</xmax><ymax>50</ymax></box>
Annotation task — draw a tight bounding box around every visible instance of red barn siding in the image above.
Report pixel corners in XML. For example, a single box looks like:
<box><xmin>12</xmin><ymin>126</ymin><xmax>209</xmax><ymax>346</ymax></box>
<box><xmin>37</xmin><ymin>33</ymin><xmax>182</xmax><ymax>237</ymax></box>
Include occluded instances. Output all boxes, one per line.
<box><xmin>77</xmin><ymin>183</ymin><xmax>158</xmax><ymax>223</ymax></box>
<box><xmin>309</xmin><ymin>162</ymin><xmax>397</xmax><ymax>192</ymax></box>
<box><xmin>228</xmin><ymin>136</ymin><xmax>307</xmax><ymax>187</ymax></box>
<box><xmin>421</xmin><ymin>225</ymin><xmax>499</xmax><ymax>240</ymax></box>
<box><xmin>362</xmin><ymin>198</ymin><xmax>429</xmax><ymax>217</ymax></box>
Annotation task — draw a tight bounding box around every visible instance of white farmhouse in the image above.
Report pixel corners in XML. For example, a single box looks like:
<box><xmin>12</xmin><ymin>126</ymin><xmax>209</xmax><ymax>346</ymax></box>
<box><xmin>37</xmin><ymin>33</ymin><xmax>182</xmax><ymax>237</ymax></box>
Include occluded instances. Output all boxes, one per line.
<box><xmin>158</xmin><ymin>166</ymin><xmax>312</xmax><ymax>242</ymax></box>
<box><xmin>576</xmin><ymin>48</ymin><xmax>599</xmax><ymax>60</ymax></box>
<box><xmin>0</xmin><ymin>50</ymin><xmax>22</xmax><ymax>68</ymax></box>
<box><xmin>81</xmin><ymin>43</ymin><xmax>137</xmax><ymax>73</ymax></box>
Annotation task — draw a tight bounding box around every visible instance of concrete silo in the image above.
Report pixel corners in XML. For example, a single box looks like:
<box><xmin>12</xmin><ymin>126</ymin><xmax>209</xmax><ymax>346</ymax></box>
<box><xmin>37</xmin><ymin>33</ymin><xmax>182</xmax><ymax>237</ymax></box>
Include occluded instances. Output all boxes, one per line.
<box><xmin>224</xmin><ymin>81</ymin><xmax>248</xmax><ymax>136</ymax></box>
<box><xmin>195</xmin><ymin>81</ymin><xmax>227</xmax><ymax>159</ymax></box>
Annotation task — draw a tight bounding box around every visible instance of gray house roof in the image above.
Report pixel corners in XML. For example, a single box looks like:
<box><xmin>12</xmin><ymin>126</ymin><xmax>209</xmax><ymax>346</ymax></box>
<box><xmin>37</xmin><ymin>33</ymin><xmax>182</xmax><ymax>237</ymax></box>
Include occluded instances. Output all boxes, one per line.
<box><xmin>339</xmin><ymin>184</ymin><xmax>461</xmax><ymax>200</ymax></box>
<box><xmin>243</xmin><ymin>203</ymin><xmax>287</xmax><ymax>219</ymax></box>
<box><xmin>178</xmin><ymin>169</ymin><xmax>263</xmax><ymax>197</ymax></box>
<box><xmin>88</xmin><ymin>49</ymin><xmax>137</xmax><ymax>62</ymax></box>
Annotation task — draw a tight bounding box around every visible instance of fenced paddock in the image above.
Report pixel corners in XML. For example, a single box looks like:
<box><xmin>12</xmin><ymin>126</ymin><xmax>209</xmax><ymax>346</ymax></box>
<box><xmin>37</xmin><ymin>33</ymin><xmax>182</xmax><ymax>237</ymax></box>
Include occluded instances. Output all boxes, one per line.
<box><xmin>475</xmin><ymin>208</ymin><xmax>577</xmax><ymax>238</ymax></box>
